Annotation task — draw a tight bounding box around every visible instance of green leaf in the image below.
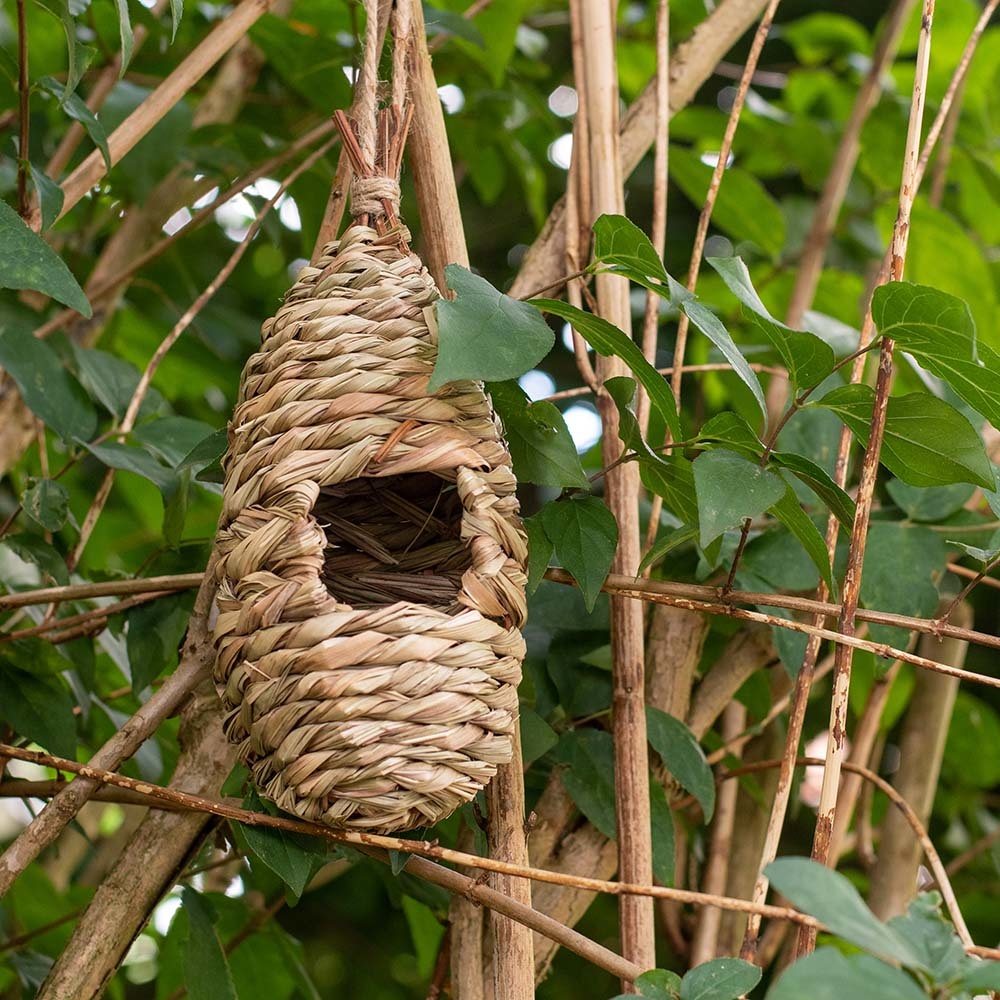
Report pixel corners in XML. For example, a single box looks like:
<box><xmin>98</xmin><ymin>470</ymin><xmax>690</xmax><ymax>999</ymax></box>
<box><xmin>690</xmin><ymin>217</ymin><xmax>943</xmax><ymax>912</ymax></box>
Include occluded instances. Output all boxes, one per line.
<box><xmin>814</xmin><ymin>384</ymin><xmax>993</xmax><ymax>489</ymax></box>
<box><xmin>888</xmin><ymin>893</ymin><xmax>966</xmax><ymax>987</ymax></box>
<box><xmin>680</xmin><ymin>958</ymin><xmax>762</xmax><ymax>1000</ymax></box>
<box><xmin>957</xmin><ymin>959</ymin><xmax>1000</xmax><ymax>992</ymax></box>
<box><xmin>519</xmin><ymin>709</ymin><xmax>557</xmax><ymax>766</ymax></box>
<box><xmin>73</xmin><ymin>346</ymin><xmax>146</xmax><ymax>419</ymax></box>
<box><xmin>770</xmin><ymin>451</ymin><xmax>856</xmax><ymax>527</ymax></box>
<box><xmin>0</xmin><ymin>328</ymin><xmax>96</xmax><ymax>441</ymax></box>
<box><xmin>873</xmin><ymin>281</ymin><xmax>1000</xmax><ymax>431</ymax></box>
<box><xmin>767</xmin><ymin>948</ymin><xmax>926</xmax><ymax>1000</ymax></box>
<box><xmin>32</xmin><ymin>1</ymin><xmax>91</xmax><ymax>94</ymax></box>
<box><xmin>610</xmin><ymin>969</ymin><xmax>683</xmax><ymax>999</ymax></box>
<box><xmin>2</xmin><ymin>534</ymin><xmax>69</xmax><ymax>585</ymax></box>
<box><xmin>640</xmin><ymin>456</ymin><xmax>699</xmax><ymax>526</ymax></box>
<box><xmin>706</xmin><ymin>257</ymin><xmax>835</xmax><ymax>389</ymax></box>
<box><xmin>169</xmin><ymin>0</ymin><xmax>183</xmax><ymax>41</ymax></box>
<box><xmin>693</xmin><ymin>449</ymin><xmax>785</xmax><ymax>547</ymax></box>
<box><xmin>134</xmin><ymin>417</ymin><xmax>219</xmax><ymax>467</ymax></box>
<box><xmin>0</xmin><ymin>200</ymin><xmax>91</xmax><ymax>315</ymax></box>
<box><xmin>488</xmin><ymin>381</ymin><xmax>587</xmax><ymax>488</ymax></box>
<box><xmin>769</xmin><ymin>484</ymin><xmax>834</xmax><ymax>594</ymax></box>
<box><xmin>695</xmin><ymin>411</ymin><xmax>763</xmax><ymax>459</ymax></box>
<box><xmin>885</xmin><ymin>479</ymin><xmax>975</xmax><ymax>522</ymax></box>
<box><xmin>430</xmin><ymin>266</ymin><xmax>554</xmax><ymax>389</ymax></box>
<box><xmin>179</xmin><ymin>428</ymin><xmax>227</xmax><ymax>475</ymax></box>
<box><xmin>86</xmin><ymin>441</ymin><xmax>176</xmax><ymax>493</ymax></box>
<box><xmin>181</xmin><ymin>888</ymin><xmax>238</xmax><ymax>1000</ymax></box>
<box><xmin>114</xmin><ymin>0</ymin><xmax>134</xmax><ymax>72</ymax></box>
<box><xmin>401</xmin><ymin>896</ymin><xmax>445</xmax><ymax>979</ymax></box>
<box><xmin>645</xmin><ymin>707</ymin><xmax>715</xmax><ymax>821</ymax></box>
<box><xmin>29</xmin><ymin>164</ymin><xmax>64</xmax><ymax>232</ymax></box>
<box><xmin>670</xmin><ymin>147</ymin><xmax>785</xmax><ymax>258</ymax></box>
<box><xmin>539</xmin><ymin>497</ymin><xmax>618</xmax><ymax>613</ymax></box>
<box><xmin>949</xmin><ymin>540</ymin><xmax>1000</xmax><ymax>564</ymax></box>
<box><xmin>237</xmin><ymin>794</ymin><xmax>325</xmax><ymax>900</ymax></box>
<box><xmin>126</xmin><ymin>593</ymin><xmax>191</xmax><ymax>693</ymax></box>
<box><xmin>593</xmin><ymin>214</ymin><xmax>668</xmax><ymax>282</ymax></box>
<box><xmin>21</xmin><ymin>478</ymin><xmax>70</xmax><ymax>532</ymax></box>
<box><xmin>557</xmin><ymin>729</ymin><xmax>617</xmax><ymax>838</ymax></box>
<box><xmin>650</xmin><ymin>781</ymin><xmax>676</xmax><ymax>886</ymax></box>
<box><xmin>423</xmin><ymin>4</ymin><xmax>485</xmax><ymax>46</ymax></box>
<box><xmin>531</xmin><ymin>299</ymin><xmax>682</xmax><ymax>441</ymax></box>
<box><xmin>680</xmin><ymin>299</ymin><xmax>767</xmax><ymax>418</ymax></box>
<box><xmin>764</xmin><ymin>858</ymin><xmax>924</xmax><ymax>966</ymax></box>
<box><xmin>0</xmin><ymin>665</ymin><xmax>76</xmax><ymax>759</ymax></box>
<box><xmin>523</xmin><ymin>514</ymin><xmax>552</xmax><ymax>595</ymax></box>
<box><xmin>605</xmin><ymin>376</ymin><xmax>670</xmax><ymax>467</ymax></box>
<box><xmin>38</xmin><ymin>76</ymin><xmax>111</xmax><ymax>172</ymax></box>
<box><xmin>638</xmin><ymin>525</ymin><xmax>698</xmax><ymax>574</ymax></box>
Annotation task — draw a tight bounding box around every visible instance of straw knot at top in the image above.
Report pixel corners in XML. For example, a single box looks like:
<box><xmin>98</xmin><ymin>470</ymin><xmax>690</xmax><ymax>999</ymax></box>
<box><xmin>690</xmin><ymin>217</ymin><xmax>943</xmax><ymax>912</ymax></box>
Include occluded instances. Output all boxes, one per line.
<box><xmin>350</xmin><ymin>174</ymin><xmax>401</xmax><ymax>219</ymax></box>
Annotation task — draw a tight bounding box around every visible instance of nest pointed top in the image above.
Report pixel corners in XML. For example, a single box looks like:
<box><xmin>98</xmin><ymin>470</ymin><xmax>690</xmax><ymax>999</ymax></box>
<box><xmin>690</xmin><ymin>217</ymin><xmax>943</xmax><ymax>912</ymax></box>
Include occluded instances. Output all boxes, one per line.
<box><xmin>212</xmin><ymin>221</ymin><xmax>528</xmax><ymax>834</ymax></box>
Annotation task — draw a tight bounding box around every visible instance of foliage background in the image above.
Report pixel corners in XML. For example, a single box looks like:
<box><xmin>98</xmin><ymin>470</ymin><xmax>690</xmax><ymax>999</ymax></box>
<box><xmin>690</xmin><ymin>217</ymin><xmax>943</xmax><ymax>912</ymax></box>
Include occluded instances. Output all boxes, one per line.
<box><xmin>0</xmin><ymin>0</ymin><xmax>999</xmax><ymax>997</ymax></box>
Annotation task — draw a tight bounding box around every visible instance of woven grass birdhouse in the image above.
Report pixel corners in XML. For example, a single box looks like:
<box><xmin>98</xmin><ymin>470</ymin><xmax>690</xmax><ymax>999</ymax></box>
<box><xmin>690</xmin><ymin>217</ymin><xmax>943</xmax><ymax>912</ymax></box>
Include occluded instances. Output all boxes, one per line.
<box><xmin>211</xmin><ymin>106</ymin><xmax>528</xmax><ymax>834</ymax></box>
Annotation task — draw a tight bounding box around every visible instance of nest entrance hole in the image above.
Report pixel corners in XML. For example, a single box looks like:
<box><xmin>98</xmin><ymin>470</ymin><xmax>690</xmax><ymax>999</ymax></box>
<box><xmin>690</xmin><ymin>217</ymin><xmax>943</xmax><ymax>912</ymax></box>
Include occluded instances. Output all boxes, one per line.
<box><xmin>316</xmin><ymin>473</ymin><xmax>470</xmax><ymax>611</ymax></box>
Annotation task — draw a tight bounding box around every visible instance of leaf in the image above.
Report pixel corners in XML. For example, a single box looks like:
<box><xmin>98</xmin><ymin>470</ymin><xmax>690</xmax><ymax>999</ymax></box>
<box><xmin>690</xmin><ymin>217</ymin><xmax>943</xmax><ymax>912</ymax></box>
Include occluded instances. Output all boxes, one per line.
<box><xmin>610</xmin><ymin>969</ymin><xmax>683</xmax><ymax>1000</ymax></box>
<box><xmin>949</xmin><ymin>540</ymin><xmax>1000</xmax><ymax>564</ymax></box>
<box><xmin>179</xmin><ymin>428</ymin><xmax>227</xmax><ymax>477</ymax></box>
<box><xmin>488</xmin><ymin>381</ymin><xmax>588</xmax><ymax>488</ymax></box>
<box><xmin>680</xmin><ymin>299</ymin><xmax>767</xmax><ymax>418</ymax></box>
<box><xmin>557</xmin><ymin>729</ymin><xmax>617</xmax><ymax>838</ymax></box>
<box><xmin>38</xmin><ymin>76</ymin><xmax>111</xmax><ymax>171</ymax></box>
<box><xmin>885</xmin><ymin>479</ymin><xmax>975</xmax><ymax>522</ymax></box>
<box><xmin>32</xmin><ymin>1</ymin><xmax>91</xmax><ymax>94</ymax></box>
<box><xmin>539</xmin><ymin>497</ymin><xmax>618</xmax><ymax>612</ymax></box>
<box><xmin>770</xmin><ymin>452</ymin><xmax>856</xmax><ymax>527</ymax></box>
<box><xmin>764</xmin><ymin>858</ymin><xmax>924</xmax><ymax>966</ymax></box>
<box><xmin>888</xmin><ymin>893</ymin><xmax>966</xmax><ymax>986</ymax></box>
<box><xmin>2</xmin><ymin>534</ymin><xmax>69</xmax><ymax>585</ymax></box>
<box><xmin>706</xmin><ymin>257</ymin><xmax>835</xmax><ymax>389</ymax></box>
<box><xmin>638</xmin><ymin>525</ymin><xmax>698</xmax><ymax>574</ymax></box>
<box><xmin>519</xmin><ymin>709</ymin><xmax>558</xmax><ymax>766</ymax></box>
<box><xmin>695</xmin><ymin>411</ymin><xmax>763</xmax><ymax>459</ymax></box>
<box><xmin>766</xmin><ymin>948</ymin><xmax>926</xmax><ymax>1000</ymax></box>
<box><xmin>237</xmin><ymin>793</ymin><xmax>325</xmax><ymax>900</ymax></box>
<box><xmin>134</xmin><ymin>417</ymin><xmax>219</xmax><ymax>467</ymax></box>
<box><xmin>769</xmin><ymin>483</ymin><xmax>834</xmax><ymax>594</ymax></box>
<box><xmin>86</xmin><ymin>441</ymin><xmax>176</xmax><ymax>493</ymax></box>
<box><xmin>592</xmin><ymin>213</ymin><xmax>668</xmax><ymax>282</ymax></box>
<box><xmin>670</xmin><ymin>147</ymin><xmax>785</xmax><ymax>258</ymax></box>
<box><xmin>645</xmin><ymin>707</ymin><xmax>715</xmax><ymax>821</ymax></box>
<box><xmin>873</xmin><ymin>281</ymin><xmax>1000</xmax><ymax>431</ymax></box>
<box><xmin>169</xmin><ymin>0</ymin><xmax>183</xmax><ymax>41</ymax></box>
<box><xmin>401</xmin><ymin>896</ymin><xmax>445</xmax><ymax>979</ymax></box>
<box><xmin>126</xmin><ymin>593</ymin><xmax>191</xmax><ymax>693</ymax></box>
<box><xmin>814</xmin><ymin>384</ymin><xmax>993</xmax><ymax>489</ymax></box>
<box><xmin>181</xmin><ymin>888</ymin><xmax>237</xmax><ymax>1000</ymax></box>
<box><xmin>114</xmin><ymin>0</ymin><xmax>134</xmax><ymax>72</ymax></box>
<box><xmin>531</xmin><ymin>299</ymin><xmax>682</xmax><ymax>441</ymax></box>
<box><xmin>422</xmin><ymin>4</ymin><xmax>484</xmax><ymax>46</ymax></box>
<box><xmin>957</xmin><ymin>959</ymin><xmax>1000</xmax><ymax>992</ymax></box>
<box><xmin>73</xmin><ymin>346</ymin><xmax>147</xmax><ymax>419</ymax></box>
<box><xmin>640</xmin><ymin>456</ymin><xmax>699</xmax><ymax>526</ymax></box>
<box><xmin>523</xmin><ymin>514</ymin><xmax>552</xmax><ymax>595</ymax></box>
<box><xmin>29</xmin><ymin>164</ymin><xmax>65</xmax><ymax>232</ymax></box>
<box><xmin>21</xmin><ymin>478</ymin><xmax>70</xmax><ymax>532</ymax></box>
<box><xmin>650</xmin><ymin>781</ymin><xmax>676</xmax><ymax>886</ymax></box>
<box><xmin>692</xmin><ymin>449</ymin><xmax>785</xmax><ymax>547</ymax></box>
<box><xmin>0</xmin><ymin>329</ymin><xmax>96</xmax><ymax>442</ymax></box>
<box><xmin>680</xmin><ymin>958</ymin><xmax>762</xmax><ymax>1000</ymax></box>
<box><xmin>429</xmin><ymin>265</ymin><xmax>554</xmax><ymax>389</ymax></box>
<box><xmin>605</xmin><ymin>376</ymin><xmax>669</xmax><ymax>466</ymax></box>
<box><xmin>0</xmin><ymin>665</ymin><xmax>76</xmax><ymax>759</ymax></box>
<box><xmin>0</xmin><ymin>200</ymin><xmax>91</xmax><ymax>315</ymax></box>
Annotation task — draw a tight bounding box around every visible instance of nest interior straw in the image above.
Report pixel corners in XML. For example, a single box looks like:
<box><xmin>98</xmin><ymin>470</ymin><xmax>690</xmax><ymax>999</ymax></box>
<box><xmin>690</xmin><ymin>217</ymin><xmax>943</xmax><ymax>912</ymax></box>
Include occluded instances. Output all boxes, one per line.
<box><xmin>211</xmin><ymin>0</ymin><xmax>528</xmax><ymax>833</ymax></box>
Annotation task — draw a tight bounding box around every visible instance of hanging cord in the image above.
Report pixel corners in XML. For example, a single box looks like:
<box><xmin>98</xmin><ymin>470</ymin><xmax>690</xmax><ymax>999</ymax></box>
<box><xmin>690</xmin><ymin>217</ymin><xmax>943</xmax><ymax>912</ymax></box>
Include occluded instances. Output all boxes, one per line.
<box><xmin>334</xmin><ymin>0</ymin><xmax>414</xmax><ymax>246</ymax></box>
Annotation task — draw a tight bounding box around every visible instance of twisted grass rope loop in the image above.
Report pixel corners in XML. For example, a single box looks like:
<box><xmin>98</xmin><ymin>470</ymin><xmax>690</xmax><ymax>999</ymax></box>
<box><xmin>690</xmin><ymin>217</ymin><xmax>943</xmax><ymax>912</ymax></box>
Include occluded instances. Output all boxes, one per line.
<box><xmin>213</xmin><ymin>227</ymin><xmax>528</xmax><ymax>833</ymax></box>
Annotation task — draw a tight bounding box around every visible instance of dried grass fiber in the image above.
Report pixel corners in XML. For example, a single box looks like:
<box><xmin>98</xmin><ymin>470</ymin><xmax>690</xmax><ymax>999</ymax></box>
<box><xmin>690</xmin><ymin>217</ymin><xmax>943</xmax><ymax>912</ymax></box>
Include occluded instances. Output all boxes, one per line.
<box><xmin>213</xmin><ymin>225</ymin><xmax>528</xmax><ymax>832</ymax></box>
